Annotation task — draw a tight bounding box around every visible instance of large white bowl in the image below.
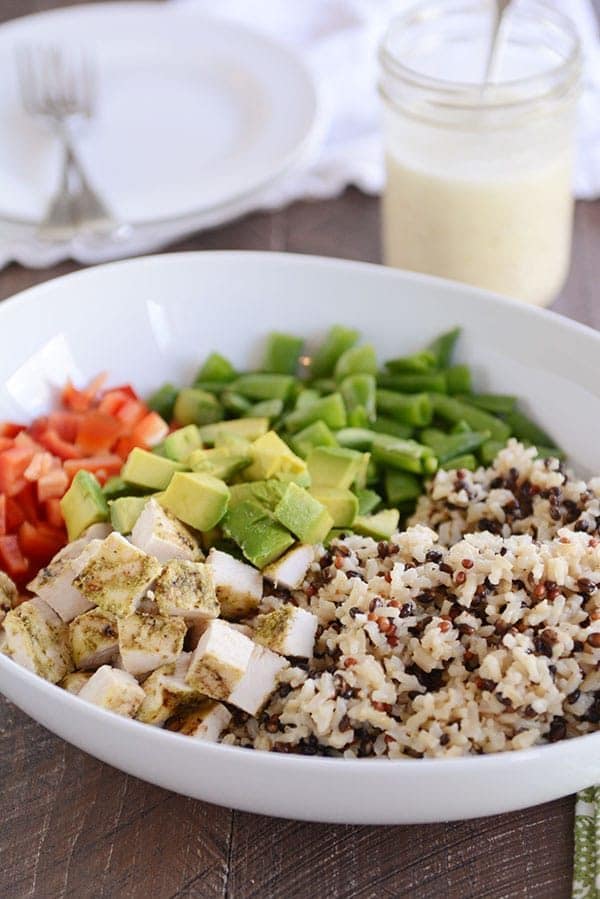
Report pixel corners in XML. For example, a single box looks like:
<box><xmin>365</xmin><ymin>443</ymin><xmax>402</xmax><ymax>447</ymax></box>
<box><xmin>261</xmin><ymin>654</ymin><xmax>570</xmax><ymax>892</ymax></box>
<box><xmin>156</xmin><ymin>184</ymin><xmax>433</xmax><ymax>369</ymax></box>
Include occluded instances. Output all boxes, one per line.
<box><xmin>1</xmin><ymin>252</ymin><xmax>600</xmax><ymax>824</ymax></box>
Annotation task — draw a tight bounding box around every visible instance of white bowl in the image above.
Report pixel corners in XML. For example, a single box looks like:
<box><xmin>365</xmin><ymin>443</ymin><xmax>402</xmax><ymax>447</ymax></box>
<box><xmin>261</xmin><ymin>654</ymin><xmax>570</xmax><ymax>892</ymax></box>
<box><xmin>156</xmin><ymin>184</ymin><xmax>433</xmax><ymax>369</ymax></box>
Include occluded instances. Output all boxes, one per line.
<box><xmin>1</xmin><ymin>251</ymin><xmax>600</xmax><ymax>824</ymax></box>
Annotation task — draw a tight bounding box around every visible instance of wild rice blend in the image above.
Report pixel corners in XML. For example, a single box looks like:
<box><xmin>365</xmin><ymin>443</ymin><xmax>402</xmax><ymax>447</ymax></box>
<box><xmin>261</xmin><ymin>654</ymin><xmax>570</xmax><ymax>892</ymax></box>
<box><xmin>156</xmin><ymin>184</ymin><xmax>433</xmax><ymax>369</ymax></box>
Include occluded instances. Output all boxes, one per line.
<box><xmin>222</xmin><ymin>441</ymin><xmax>600</xmax><ymax>758</ymax></box>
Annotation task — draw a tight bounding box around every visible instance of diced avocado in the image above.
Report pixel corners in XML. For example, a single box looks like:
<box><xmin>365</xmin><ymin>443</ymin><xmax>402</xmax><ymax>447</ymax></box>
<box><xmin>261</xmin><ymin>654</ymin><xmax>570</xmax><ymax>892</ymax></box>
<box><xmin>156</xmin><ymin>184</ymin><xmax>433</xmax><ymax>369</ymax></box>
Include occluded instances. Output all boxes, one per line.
<box><xmin>353</xmin><ymin>451</ymin><xmax>371</xmax><ymax>490</ymax></box>
<box><xmin>353</xmin><ymin>509</ymin><xmax>400</xmax><ymax>540</ymax></box>
<box><xmin>309</xmin><ymin>487</ymin><xmax>358</xmax><ymax>528</ymax></box>
<box><xmin>290</xmin><ymin>421</ymin><xmax>338</xmax><ymax>459</ymax></box>
<box><xmin>274</xmin><ymin>470</ymin><xmax>312</xmax><ymax>488</ymax></box>
<box><xmin>284</xmin><ymin>393</ymin><xmax>347</xmax><ymax>434</ymax></box>
<box><xmin>355</xmin><ymin>488</ymin><xmax>382</xmax><ymax>515</ymax></box>
<box><xmin>306</xmin><ymin>446</ymin><xmax>367</xmax><ymax>490</ymax></box>
<box><xmin>151</xmin><ymin>443</ymin><xmax>169</xmax><ymax>457</ymax></box>
<box><xmin>274</xmin><ymin>482</ymin><xmax>333</xmax><ymax>544</ymax></box>
<box><xmin>147</xmin><ymin>383</ymin><xmax>178</xmax><ymax>422</ymax></box>
<box><xmin>109</xmin><ymin>496</ymin><xmax>148</xmax><ymax>534</ymax></box>
<box><xmin>213</xmin><ymin>432</ymin><xmax>251</xmax><ymax>452</ymax></box>
<box><xmin>229</xmin><ymin>479</ymin><xmax>287</xmax><ymax>510</ymax></box>
<box><xmin>294</xmin><ymin>389</ymin><xmax>321</xmax><ymax>412</ymax></box>
<box><xmin>195</xmin><ymin>352</ymin><xmax>236</xmax><ymax>383</ymax></box>
<box><xmin>163</xmin><ymin>424</ymin><xmax>203</xmax><ymax>462</ymax></box>
<box><xmin>174</xmin><ymin>388</ymin><xmax>223</xmax><ymax>426</ymax></box>
<box><xmin>160</xmin><ymin>472</ymin><xmax>230</xmax><ymax>531</ymax></box>
<box><xmin>188</xmin><ymin>447</ymin><xmax>251</xmax><ymax>480</ymax></box>
<box><xmin>263</xmin><ymin>332</ymin><xmax>304</xmax><ymax>375</ymax></box>
<box><xmin>121</xmin><ymin>447</ymin><xmax>185</xmax><ymax>491</ymax></box>
<box><xmin>199</xmin><ymin>417</ymin><xmax>269</xmax><ymax>446</ymax></box>
<box><xmin>334</xmin><ymin>344</ymin><xmax>377</xmax><ymax>380</ymax></box>
<box><xmin>232</xmin><ymin>373</ymin><xmax>294</xmax><ymax>402</ymax></box>
<box><xmin>224</xmin><ymin>500</ymin><xmax>294</xmax><ymax>568</ymax></box>
<box><xmin>244</xmin><ymin>431</ymin><xmax>306</xmax><ymax>481</ymax></box>
<box><xmin>60</xmin><ymin>470</ymin><xmax>109</xmax><ymax>542</ymax></box>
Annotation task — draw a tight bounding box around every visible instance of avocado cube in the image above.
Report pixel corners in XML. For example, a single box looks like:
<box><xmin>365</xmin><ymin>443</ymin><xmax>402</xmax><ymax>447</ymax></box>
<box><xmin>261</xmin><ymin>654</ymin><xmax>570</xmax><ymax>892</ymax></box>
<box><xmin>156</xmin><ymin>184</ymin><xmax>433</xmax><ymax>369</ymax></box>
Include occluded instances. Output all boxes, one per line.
<box><xmin>188</xmin><ymin>447</ymin><xmax>250</xmax><ymax>481</ymax></box>
<box><xmin>161</xmin><ymin>472</ymin><xmax>230</xmax><ymax>532</ymax></box>
<box><xmin>309</xmin><ymin>487</ymin><xmax>358</xmax><ymax>528</ymax></box>
<box><xmin>244</xmin><ymin>431</ymin><xmax>306</xmax><ymax>481</ymax></box>
<box><xmin>353</xmin><ymin>509</ymin><xmax>400</xmax><ymax>541</ymax></box>
<box><xmin>121</xmin><ymin>447</ymin><xmax>185</xmax><ymax>491</ymax></box>
<box><xmin>174</xmin><ymin>388</ymin><xmax>223</xmax><ymax>426</ymax></box>
<box><xmin>109</xmin><ymin>495</ymin><xmax>149</xmax><ymax>534</ymax></box>
<box><xmin>274</xmin><ymin>483</ymin><xmax>333</xmax><ymax>544</ymax></box>
<box><xmin>199</xmin><ymin>417</ymin><xmax>269</xmax><ymax>446</ymax></box>
<box><xmin>60</xmin><ymin>470</ymin><xmax>109</xmax><ymax>542</ymax></box>
<box><xmin>163</xmin><ymin>425</ymin><xmax>203</xmax><ymax>462</ymax></box>
<box><xmin>224</xmin><ymin>500</ymin><xmax>294</xmax><ymax>568</ymax></box>
<box><xmin>290</xmin><ymin>421</ymin><xmax>338</xmax><ymax>459</ymax></box>
<box><xmin>355</xmin><ymin>488</ymin><xmax>382</xmax><ymax>515</ymax></box>
<box><xmin>306</xmin><ymin>446</ymin><xmax>367</xmax><ymax>490</ymax></box>
<box><xmin>228</xmin><ymin>480</ymin><xmax>287</xmax><ymax>511</ymax></box>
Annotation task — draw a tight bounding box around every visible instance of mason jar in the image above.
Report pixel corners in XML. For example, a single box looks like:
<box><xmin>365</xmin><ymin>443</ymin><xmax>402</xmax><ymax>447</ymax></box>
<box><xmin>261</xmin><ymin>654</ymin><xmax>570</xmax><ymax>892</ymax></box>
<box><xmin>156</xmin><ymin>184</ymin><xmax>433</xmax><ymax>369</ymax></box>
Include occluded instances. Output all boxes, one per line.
<box><xmin>379</xmin><ymin>0</ymin><xmax>581</xmax><ymax>306</ymax></box>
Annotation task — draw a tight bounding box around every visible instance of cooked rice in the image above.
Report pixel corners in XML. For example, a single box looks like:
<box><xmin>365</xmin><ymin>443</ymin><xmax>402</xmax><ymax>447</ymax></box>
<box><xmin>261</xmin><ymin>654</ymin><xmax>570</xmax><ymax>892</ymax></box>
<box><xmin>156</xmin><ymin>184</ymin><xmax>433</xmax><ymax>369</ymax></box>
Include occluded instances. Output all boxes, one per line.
<box><xmin>222</xmin><ymin>441</ymin><xmax>600</xmax><ymax>758</ymax></box>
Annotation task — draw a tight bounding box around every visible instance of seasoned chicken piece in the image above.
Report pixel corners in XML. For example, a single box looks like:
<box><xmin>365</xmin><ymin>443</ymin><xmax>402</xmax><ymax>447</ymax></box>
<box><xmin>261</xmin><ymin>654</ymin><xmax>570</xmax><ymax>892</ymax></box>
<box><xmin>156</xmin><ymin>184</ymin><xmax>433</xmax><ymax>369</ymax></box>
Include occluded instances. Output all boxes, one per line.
<box><xmin>186</xmin><ymin>620</ymin><xmax>287</xmax><ymax>715</ymax></box>
<box><xmin>118</xmin><ymin>612</ymin><xmax>187</xmax><ymax>677</ymax></box>
<box><xmin>3</xmin><ymin>597</ymin><xmax>73</xmax><ymax>683</ymax></box>
<box><xmin>60</xmin><ymin>671</ymin><xmax>92</xmax><ymax>694</ymax></box>
<box><xmin>69</xmin><ymin>608</ymin><xmax>119</xmax><ymax>670</ymax></box>
<box><xmin>207</xmin><ymin>548</ymin><xmax>262</xmax><ymax>620</ymax></box>
<box><xmin>130</xmin><ymin>499</ymin><xmax>203</xmax><ymax>563</ymax></box>
<box><xmin>253</xmin><ymin>606</ymin><xmax>318</xmax><ymax>659</ymax></box>
<box><xmin>27</xmin><ymin>539</ymin><xmax>103</xmax><ymax>622</ymax></box>
<box><xmin>153</xmin><ymin>560</ymin><xmax>219</xmax><ymax>620</ymax></box>
<box><xmin>82</xmin><ymin>523</ymin><xmax>112</xmax><ymax>541</ymax></box>
<box><xmin>263</xmin><ymin>545</ymin><xmax>314</xmax><ymax>590</ymax></box>
<box><xmin>74</xmin><ymin>533</ymin><xmax>162</xmax><ymax>617</ymax></box>
<box><xmin>136</xmin><ymin>653</ymin><xmax>205</xmax><ymax>725</ymax></box>
<box><xmin>78</xmin><ymin>665</ymin><xmax>145</xmax><ymax>717</ymax></box>
<box><xmin>0</xmin><ymin>571</ymin><xmax>17</xmax><ymax>626</ymax></box>
<box><xmin>165</xmin><ymin>701</ymin><xmax>231</xmax><ymax>741</ymax></box>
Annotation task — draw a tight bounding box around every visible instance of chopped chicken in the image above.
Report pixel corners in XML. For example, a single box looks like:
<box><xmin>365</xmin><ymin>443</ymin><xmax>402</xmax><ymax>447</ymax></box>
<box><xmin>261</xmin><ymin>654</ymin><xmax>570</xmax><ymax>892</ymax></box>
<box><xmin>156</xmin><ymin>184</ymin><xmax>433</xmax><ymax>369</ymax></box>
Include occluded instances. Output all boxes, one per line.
<box><xmin>118</xmin><ymin>612</ymin><xmax>186</xmax><ymax>677</ymax></box>
<box><xmin>186</xmin><ymin>619</ymin><xmax>287</xmax><ymax>715</ymax></box>
<box><xmin>0</xmin><ymin>571</ymin><xmax>17</xmax><ymax>626</ymax></box>
<box><xmin>28</xmin><ymin>539</ymin><xmax>103</xmax><ymax>622</ymax></box>
<box><xmin>207</xmin><ymin>548</ymin><xmax>262</xmax><ymax>620</ymax></box>
<box><xmin>69</xmin><ymin>608</ymin><xmax>119</xmax><ymax>670</ymax></box>
<box><xmin>263</xmin><ymin>545</ymin><xmax>314</xmax><ymax>590</ymax></box>
<box><xmin>253</xmin><ymin>606</ymin><xmax>318</xmax><ymax>658</ymax></box>
<box><xmin>3</xmin><ymin>597</ymin><xmax>73</xmax><ymax>683</ymax></box>
<box><xmin>136</xmin><ymin>653</ymin><xmax>205</xmax><ymax>725</ymax></box>
<box><xmin>78</xmin><ymin>665</ymin><xmax>145</xmax><ymax>717</ymax></box>
<box><xmin>73</xmin><ymin>533</ymin><xmax>162</xmax><ymax>617</ymax></box>
<box><xmin>130</xmin><ymin>499</ymin><xmax>203</xmax><ymax>563</ymax></box>
<box><xmin>153</xmin><ymin>560</ymin><xmax>219</xmax><ymax>620</ymax></box>
<box><xmin>165</xmin><ymin>701</ymin><xmax>232</xmax><ymax>741</ymax></box>
<box><xmin>82</xmin><ymin>522</ymin><xmax>113</xmax><ymax>541</ymax></box>
<box><xmin>60</xmin><ymin>671</ymin><xmax>92</xmax><ymax>695</ymax></box>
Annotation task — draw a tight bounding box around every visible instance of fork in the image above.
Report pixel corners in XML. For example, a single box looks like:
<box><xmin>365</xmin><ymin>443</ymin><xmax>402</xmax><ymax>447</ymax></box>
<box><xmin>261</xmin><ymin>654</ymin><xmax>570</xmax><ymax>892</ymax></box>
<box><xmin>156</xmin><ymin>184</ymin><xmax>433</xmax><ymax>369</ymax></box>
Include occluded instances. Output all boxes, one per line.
<box><xmin>16</xmin><ymin>45</ymin><xmax>128</xmax><ymax>243</ymax></box>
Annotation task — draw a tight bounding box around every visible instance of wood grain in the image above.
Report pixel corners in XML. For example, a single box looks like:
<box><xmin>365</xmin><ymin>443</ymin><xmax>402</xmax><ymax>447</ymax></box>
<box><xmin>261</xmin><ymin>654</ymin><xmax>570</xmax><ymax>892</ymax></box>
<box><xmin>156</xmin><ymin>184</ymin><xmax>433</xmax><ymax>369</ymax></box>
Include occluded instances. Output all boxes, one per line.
<box><xmin>1</xmin><ymin>2</ymin><xmax>599</xmax><ymax>897</ymax></box>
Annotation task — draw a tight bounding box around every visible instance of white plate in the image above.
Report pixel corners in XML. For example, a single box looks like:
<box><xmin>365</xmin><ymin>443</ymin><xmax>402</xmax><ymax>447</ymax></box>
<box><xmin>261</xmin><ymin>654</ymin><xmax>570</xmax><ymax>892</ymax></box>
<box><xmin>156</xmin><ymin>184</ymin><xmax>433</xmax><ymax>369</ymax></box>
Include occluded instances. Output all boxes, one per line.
<box><xmin>1</xmin><ymin>252</ymin><xmax>600</xmax><ymax>824</ymax></box>
<box><xmin>0</xmin><ymin>3</ymin><xmax>317</xmax><ymax>225</ymax></box>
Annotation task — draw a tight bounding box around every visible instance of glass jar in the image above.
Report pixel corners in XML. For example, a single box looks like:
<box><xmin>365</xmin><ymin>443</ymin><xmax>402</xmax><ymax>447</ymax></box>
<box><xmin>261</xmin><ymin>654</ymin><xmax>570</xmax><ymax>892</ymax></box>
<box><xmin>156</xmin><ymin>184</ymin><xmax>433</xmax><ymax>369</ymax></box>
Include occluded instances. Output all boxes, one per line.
<box><xmin>379</xmin><ymin>0</ymin><xmax>581</xmax><ymax>306</ymax></box>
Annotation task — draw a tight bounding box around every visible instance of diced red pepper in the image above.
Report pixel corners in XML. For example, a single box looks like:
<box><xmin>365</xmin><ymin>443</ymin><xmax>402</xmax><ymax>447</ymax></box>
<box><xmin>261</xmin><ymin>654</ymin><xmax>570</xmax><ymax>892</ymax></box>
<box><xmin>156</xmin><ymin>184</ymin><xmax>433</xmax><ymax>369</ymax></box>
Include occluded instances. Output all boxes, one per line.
<box><xmin>18</xmin><ymin>521</ymin><xmax>64</xmax><ymax>562</ymax></box>
<box><xmin>0</xmin><ymin>446</ymin><xmax>36</xmax><ymax>494</ymax></box>
<box><xmin>5</xmin><ymin>496</ymin><xmax>25</xmax><ymax>531</ymax></box>
<box><xmin>37</xmin><ymin>429</ymin><xmax>83</xmax><ymax>460</ymax></box>
<box><xmin>44</xmin><ymin>498</ymin><xmax>65</xmax><ymax>529</ymax></box>
<box><xmin>0</xmin><ymin>422</ymin><xmax>25</xmax><ymax>438</ymax></box>
<box><xmin>0</xmin><ymin>494</ymin><xmax>6</xmax><ymax>536</ymax></box>
<box><xmin>64</xmin><ymin>454</ymin><xmax>123</xmax><ymax>483</ymax></box>
<box><xmin>115</xmin><ymin>398</ymin><xmax>147</xmax><ymax>429</ymax></box>
<box><xmin>131</xmin><ymin>411</ymin><xmax>169</xmax><ymax>449</ymax></box>
<box><xmin>0</xmin><ymin>535</ymin><xmax>28</xmax><ymax>578</ymax></box>
<box><xmin>37</xmin><ymin>468</ymin><xmax>69</xmax><ymax>502</ymax></box>
<box><xmin>76</xmin><ymin>411</ymin><xmax>122</xmax><ymax>454</ymax></box>
<box><xmin>47</xmin><ymin>411</ymin><xmax>80</xmax><ymax>442</ymax></box>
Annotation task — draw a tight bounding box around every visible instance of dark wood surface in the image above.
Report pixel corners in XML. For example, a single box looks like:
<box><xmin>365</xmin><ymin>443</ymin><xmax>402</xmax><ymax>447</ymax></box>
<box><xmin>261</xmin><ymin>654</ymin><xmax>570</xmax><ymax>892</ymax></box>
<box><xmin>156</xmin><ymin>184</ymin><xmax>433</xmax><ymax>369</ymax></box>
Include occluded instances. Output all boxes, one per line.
<box><xmin>1</xmin><ymin>2</ymin><xmax>599</xmax><ymax>897</ymax></box>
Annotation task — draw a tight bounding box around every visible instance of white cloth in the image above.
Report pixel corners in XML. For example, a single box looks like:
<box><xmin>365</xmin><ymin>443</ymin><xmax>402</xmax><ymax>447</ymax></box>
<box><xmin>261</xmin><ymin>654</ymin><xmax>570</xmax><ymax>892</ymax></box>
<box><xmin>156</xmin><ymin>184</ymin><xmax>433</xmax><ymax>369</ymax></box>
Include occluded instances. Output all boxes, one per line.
<box><xmin>1</xmin><ymin>0</ymin><xmax>599</xmax><ymax>269</ymax></box>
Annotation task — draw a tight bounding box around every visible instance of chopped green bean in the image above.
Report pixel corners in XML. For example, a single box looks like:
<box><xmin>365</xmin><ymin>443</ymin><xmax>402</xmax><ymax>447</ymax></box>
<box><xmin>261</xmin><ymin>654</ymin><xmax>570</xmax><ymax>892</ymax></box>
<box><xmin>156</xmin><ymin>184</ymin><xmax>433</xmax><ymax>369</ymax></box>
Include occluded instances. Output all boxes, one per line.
<box><xmin>174</xmin><ymin>388</ymin><xmax>223</xmax><ymax>426</ymax></box>
<box><xmin>440</xmin><ymin>453</ymin><xmax>478</xmax><ymax>472</ymax></box>
<box><xmin>334</xmin><ymin>344</ymin><xmax>378</xmax><ymax>380</ymax></box>
<box><xmin>232</xmin><ymin>373</ymin><xmax>295</xmax><ymax>402</ymax></box>
<box><xmin>377</xmin><ymin>372</ymin><xmax>447</xmax><ymax>393</ymax></box>
<box><xmin>356</xmin><ymin>488</ymin><xmax>382</xmax><ymax>515</ymax></box>
<box><xmin>533</xmin><ymin>445</ymin><xmax>566</xmax><ymax>461</ymax></box>
<box><xmin>451</xmin><ymin>420</ymin><xmax>472</xmax><ymax>434</ymax></box>
<box><xmin>463</xmin><ymin>393</ymin><xmax>518</xmax><ymax>415</ymax></box>
<box><xmin>340</xmin><ymin>374</ymin><xmax>376</xmax><ymax>421</ymax></box>
<box><xmin>371</xmin><ymin>434</ymin><xmax>435</xmax><ymax>474</ymax></box>
<box><xmin>376</xmin><ymin>390</ymin><xmax>433</xmax><ymax>427</ymax></box>
<box><xmin>246</xmin><ymin>399</ymin><xmax>284</xmax><ymax>420</ymax></box>
<box><xmin>371</xmin><ymin>417</ymin><xmax>414</xmax><ymax>439</ymax></box>
<box><xmin>311</xmin><ymin>378</ymin><xmax>336</xmax><ymax>394</ymax></box>
<box><xmin>428</xmin><ymin>327</ymin><xmax>461</xmax><ymax>368</ymax></box>
<box><xmin>348</xmin><ymin>407</ymin><xmax>369</xmax><ymax>428</ymax></box>
<box><xmin>285</xmin><ymin>393</ymin><xmax>347</xmax><ymax>433</ymax></box>
<box><xmin>290</xmin><ymin>421</ymin><xmax>338</xmax><ymax>458</ymax></box>
<box><xmin>221</xmin><ymin>391</ymin><xmax>252</xmax><ymax>416</ymax></box>
<box><xmin>309</xmin><ymin>325</ymin><xmax>359</xmax><ymax>379</ymax></box>
<box><xmin>420</xmin><ymin>428</ymin><xmax>490</xmax><ymax>464</ymax></box>
<box><xmin>335</xmin><ymin>428</ymin><xmax>376</xmax><ymax>450</ymax></box>
<box><xmin>384</xmin><ymin>349</ymin><xmax>437</xmax><ymax>374</ymax></box>
<box><xmin>504</xmin><ymin>409</ymin><xmax>556</xmax><ymax>448</ymax></box>
<box><xmin>295</xmin><ymin>389</ymin><xmax>321</xmax><ymax>412</ymax></box>
<box><xmin>479</xmin><ymin>439</ymin><xmax>505</xmax><ymax>465</ymax></box>
<box><xmin>263</xmin><ymin>333</ymin><xmax>304</xmax><ymax>375</ymax></box>
<box><xmin>430</xmin><ymin>394</ymin><xmax>510</xmax><ymax>443</ymax></box>
<box><xmin>385</xmin><ymin>469</ymin><xmax>422</xmax><ymax>505</ymax></box>
<box><xmin>195</xmin><ymin>352</ymin><xmax>236</xmax><ymax>383</ymax></box>
<box><xmin>444</xmin><ymin>364</ymin><xmax>472</xmax><ymax>395</ymax></box>
<box><xmin>147</xmin><ymin>383</ymin><xmax>178</xmax><ymax>422</ymax></box>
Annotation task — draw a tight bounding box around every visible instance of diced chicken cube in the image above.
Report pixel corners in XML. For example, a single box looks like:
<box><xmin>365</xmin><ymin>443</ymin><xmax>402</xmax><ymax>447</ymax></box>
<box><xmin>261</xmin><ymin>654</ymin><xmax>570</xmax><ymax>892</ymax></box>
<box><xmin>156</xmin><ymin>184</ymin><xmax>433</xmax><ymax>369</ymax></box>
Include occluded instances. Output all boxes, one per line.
<box><xmin>69</xmin><ymin>608</ymin><xmax>119</xmax><ymax>670</ymax></box>
<box><xmin>60</xmin><ymin>671</ymin><xmax>92</xmax><ymax>694</ymax></box>
<box><xmin>263</xmin><ymin>545</ymin><xmax>314</xmax><ymax>590</ymax></box>
<box><xmin>82</xmin><ymin>523</ymin><xmax>113</xmax><ymax>541</ymax></box>
<box><xmin>27</xmin><ymin>539</ymin><xmax>103</xmax><ymax>622</ymax></box>
<box><xmin>3</xmin><ymin>597</ymin><xmax>73</xmax><ymax>683</ymax></box>
<box><xmin>229</xmin><ymin>644</ymin><xmax>288</xmax><ymax>716</ymax></box>
<box><xmin>207</xmin><ymin>548</ymin><xmax>262</xmax><ymax>620</ymax></box>
<box><xmin>73</xmin><ymin>533</ymin><xmax>162</xmax><ymax>617</ymax></box>
<box><xmin>118</xmin><ymin>612</ymin><xmax>186</xmax><ymax>677</ymax></box>
<box><xmin>78</xmin><ymin>665</ymin><xmax>145</xmax><ymax>717</ymax></box>
<box><xmin>131</xmin><ymin>499</ymin><xmax>203</xmax><ymax>563</ymax></box>
<box><xmin>153</xmin><ymin>560</ymin><xmax>219</xmax><ymax>620</ymax></box>
<box><xmin>0</xmin><ymin>571</ymin><xmax>17</xmax><ymax>627</ymax></box>
<box><xmin>165</xmin><ymin>701</ymin><xmax>231</xmax><ymax>741</ymax></box>
<box><xmin>185</xmin><ymin>619</ymin><xmax>254</xmax><ymax>699</ymax></box>
<box><xmin>136</xmin><ymin>653</ymin><xmax>205</xmax><ymax>725</ymax></box>
<box><xmin>253</xmin><ymin>606</ymin><xmax>318</xmax><ymax>659</ymax></box>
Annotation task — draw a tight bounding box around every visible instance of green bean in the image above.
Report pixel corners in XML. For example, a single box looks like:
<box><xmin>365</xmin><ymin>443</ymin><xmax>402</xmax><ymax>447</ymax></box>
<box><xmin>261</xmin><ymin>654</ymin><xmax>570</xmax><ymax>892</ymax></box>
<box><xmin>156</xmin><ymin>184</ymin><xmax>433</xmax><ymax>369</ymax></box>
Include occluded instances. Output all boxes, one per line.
<box><xmin>348</xmin><ymin>407</ymin><xmax>369</xmax><ymax>428</ymax></box>
<box><xmin>285</xmin><ymin>393</ymin><xmax>347</xmax><ymax>433</ymax></box>
<box><xmin>295</xmin><ymin>389</ymin><xmax>321</xmax><ymax>412</ymax></box>
<box><xmin>262</xmin><ymin>332</ymin><xmax>304</xmax><ymax>375</ymax></box>
<box><xmin>231</xmin><ymin>373</ymin><xmax>295</xmax><ymax>402</ymax></box>
<box><xmin>309</xmin><ymin>325</ymin><xmax>359</xmax><ymax>379</ymax></box>
<box><xmin>385</xmin><ymin>470</ymin><xmax>422</xmax><ymax>505</ymax></box>
<box><xmin>246</xmin><ymin>399</ymin><xmax>284</xmax><ymax>420</ymax></box>
<box><xmin>384</xmin><ymin>349</ymin><xmax>437</xmax><ymax>374</ymax></box>
<box><xmin>335</xmin><ymin>428</ymin><xmax>376</xmax><ymax>450</ymax></box>
<box><xmin>534</xmin><ymin>445</ymin><xmax>566</xmax><ymax>461</ymax></box>
<box><xmin>462</xmin><ymin>393</ymin><xmax>518</xmax><ymax>414</ymax></box>
<box><xmin>290</xmin><ymin>421</ymin><xmax>338</xmax><ymax>458</ymax></box>
<box><xmin>376</xmin><ymin>372</ymin><xmax>447</xmax><ymax>393</ymax></box>
<box><xmin>340</xmin><ymin>374</ymin><xmax>376</xmax><ymax>421</ymax></box>
<box><xmin>356</xmin><ymin>488</ymin><xmax>382</xmax><ymax>515</ymax></box>
<box><xmin>504</xmin><ymin>409</ymin><xmax>556</xmax><ymax>448</ymax></box>
<box><xmin>479</xmin><ymin>439</ymin><xmax>505</xmax><ymax>465</ymax></box>
<box><xmin>420</xmin><ymin>428</ymin><xmax>490</xmax><ymax>464</ymax></box>
<box><xmin>221</xmin><ymin>391</ymin><xmax>252</xmax><ymax>416</ymax></box>
<box><xmin>444</xmin><ymin>364</ymin><xmax>472</xmax><ymax>395</ymax></box>
<box><xmin>376</xmin><ymin>390</ymin><xmax>433</xmax><ymax>427</ymax></box>
<box><xmin>334</xmin><ymin>344</ymin><xmax>378</xmax><ymax>380</ymax></box>
<box><xmin>195</xmin><ymin>352</ymin><xmax>236</xmax><ymax>383</ymax></box>
<box><xmin>439</xmin><ymin>453</ymin><xmax>478</xmax><ymax>472</ymax></box>
<box><xmin>430</xmin><ymin>394</ymin><xmax>510</xmax><ymax>443</ymax></box>
<box><xmin>193</xmin><ymin>380</ymin><xmax>231</xmax><ymax>395</ymax></box>
<box><xmin>311</xmin><ymin>378</ymin><xmax>336</xmax><ymax>394</ymax></box>
<box><xmin>428</xmin><ymin>327</ymin><xmax>461</xmax><ymax>368</ymax></box>
<box><xmin>147</xmin><ymin>383</ymin><xmax>178</xmax><ymax>422</ymax></box>
<box><xmin>371</xmin><ymin>417</ymin><xmax>414</xmax><ymax>439</ymax></box>
<box><xmin>371</xmin><ymin>434</ymin><xmax>435</xmax><ymax>474</ymax></box>
<box><xmin>451</xmin><ymin>420</ymin><xmax>472</xmax><ymax>434</ymax></box>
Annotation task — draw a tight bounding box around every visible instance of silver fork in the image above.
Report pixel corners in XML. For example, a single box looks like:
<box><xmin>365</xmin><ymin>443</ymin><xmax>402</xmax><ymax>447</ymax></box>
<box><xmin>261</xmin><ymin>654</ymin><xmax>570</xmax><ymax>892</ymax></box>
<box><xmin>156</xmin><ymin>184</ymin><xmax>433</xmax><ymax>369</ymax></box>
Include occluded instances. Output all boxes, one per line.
<box><xmin>16</xmin><ymin>45</ymin><xmax>128</xmax><ymax>243</ymax></box>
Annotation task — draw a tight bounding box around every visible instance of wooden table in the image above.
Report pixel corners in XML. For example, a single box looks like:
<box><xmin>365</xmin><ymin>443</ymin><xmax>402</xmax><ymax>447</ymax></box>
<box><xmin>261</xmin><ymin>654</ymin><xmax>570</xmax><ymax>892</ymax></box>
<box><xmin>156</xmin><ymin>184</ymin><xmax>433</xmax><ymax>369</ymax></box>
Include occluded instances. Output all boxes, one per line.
<box><xmin>1</xmin><ymin>3</ymin><xmax>599</xmax><ymax>897</ymax></box>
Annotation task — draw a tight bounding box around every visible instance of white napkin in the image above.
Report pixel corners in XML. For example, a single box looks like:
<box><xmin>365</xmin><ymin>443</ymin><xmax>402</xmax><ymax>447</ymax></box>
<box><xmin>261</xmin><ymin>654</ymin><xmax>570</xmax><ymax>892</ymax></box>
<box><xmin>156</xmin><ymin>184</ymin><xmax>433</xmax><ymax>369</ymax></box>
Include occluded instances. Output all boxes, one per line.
<box><xmin>1</xmin><ymin>0</ymin><xmax>599</xmax><ymax>269</ymax></box>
